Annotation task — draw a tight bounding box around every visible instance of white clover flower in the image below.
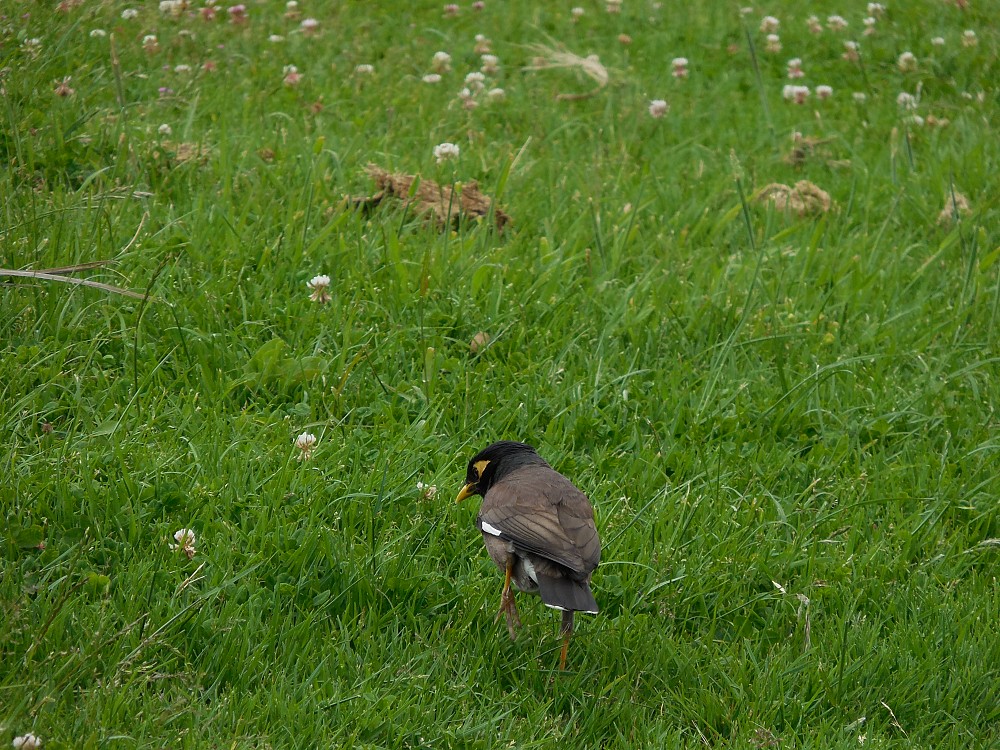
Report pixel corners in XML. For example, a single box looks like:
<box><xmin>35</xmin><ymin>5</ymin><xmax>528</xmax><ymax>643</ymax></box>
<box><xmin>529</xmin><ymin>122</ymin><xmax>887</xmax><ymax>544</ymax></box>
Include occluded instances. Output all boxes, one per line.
<box><xmin>474</xmin><ymin>34</ymin><xmax>491</xmax><ymax>54</ymax></box>
<box><xmin>300</xmin><ymin>17</ymin><xmax>319</xmax><ymax>33</ymax></box>
<box><xmin>433</xmin><ymin>142</ymin><xmax>460</xmax><ymax>163</ymax></box>
<box><xmin>897</xmin><ymin>51</ymin><xmax>917</xmax><ymax>72</ymax></box>
<box><xmin>760</xmin><ymin>16</ymin><xmax>779</xmax><ymax>34</ymax></box>
<box><xmin>896</xmin><ymin>92</ymin><xmax>918</xmax><ymax>110</ymax></box>
<box><xmin>571</xmin><ymin>7</ymin><xmax>584</xmax><ymax>20</ymax></box>
<box><xmin>787</xmin><ymin>58</ymin><xmax>804</xmax><ymax>79</ymax></box>
<box><xmin>827</xmin><ymin>15</ymin><xmax>848</xmax><ymax>31</ymax></box>
<box><xmin>931</xmin><ymin>36</ymin><xmax>945</xmax><ymax>47</ymax></box>
<box><xmin>843</xmin><ymin>40</ymin><xmax>860</xmax><ymax>61</ymax></box>
<box><xmin>422</xmin><ymin>73</ymin><xmax>442</xmax><ymax>84</ymax></box>
<box><xmin>486</xmin><ymin>87</ymin><xmax>505</xmax><ymax>101</ymax></box>
<box><xmin>782</xmin><ymin>84</ymin><xmax>810</xmax><ymax>104</ymax></box>
<box><xmin>480</xmin><ymin>54</ymin><xmax>500</xmax><ymax>75</ymax></box>
<box><xmin>464</xmin><ymin>71</ymin><xmax>486</xmax><ymax>90</ymax></box>
<box><xmin>307</xmin><ymin>274</ymin><xmax>331</xmax><ymax>303</ymax></box>
<box><xmin>295</xmin><ymin>431</ymin><xmax>317</xmax><ymax>460</ymax></box>
<box><xmin>416</xmin><ymin>481</ymin><xmax>438</xmax><ymax>499</ymax></box>
<box><xmin>606</xmin><ymin>0</ymin><xmax>622</xmax><ymax>14</ymax></box>
<box><xmin>121</xmin><ymin>8</ymin><xmax>139</xmax><ymax>19</ymax></box>
<box><xmin>807</xmin><ymin>15</ymin><xmax>822</xmax><ymax>34</ymax></box>
<box><xmin>174</xmin><ymin>64</ymin><xmax>191</xmax><ymax>74</ymax></box>
<box><xmin>765</xmin><ymin>34</ymin><xmax>781</xmax><ymax>53</ymax></box>
<box><xmin>158</xmin><ymin>123</ymin><xmax>172</xmax><ymax>136</ymax></box>
<box><xmin>159</xmin><ymin>0</ymin><xmax>185</xmax><ymax>16</ymax></box>
<box><xmin>648</xmin><ymin>99</ymin><xmax>668</xmax><ymax>118</ymax></box>
<box><xmin>169</xmin><ymin>528</ymin><xmax>196</xmax><ymax>559</ymax></box>
<box><xmin>962</xmin><ymin>30</ymin><xmax>977</xmax><ymax>47</ymax></box>
<box><xmin>12</xmin><ymin>735</ymin><xmax>41</xmax><ymax>750</ymax></box>
<box><xmin>283</xmin><ymin>64</ymin><xmax>302</xmax><ymax>86</ymax></box>
<box><xmin>355</xmin><ymin>64</ymin><xmax>374</xmax><ymax>75</ymax></box>
<box><xmin>89</xmin><ymin>29</ymin><xmax>107</xmax><ymax>38</ymax></box>
<box><xmin>268</xmin><ymin>34</ymin><xmax>285</xmax><ymax>43</ymax></box>
<box><xmin>816</xmin><ymin>85</ymin><xmax>833</xmax><ymax>100</ymax></box>
<box><xmin>852</xmin><ymin>91</ymin><xmax>867</xmax><ymax>103</ymax></box>
<box><xmin>671</xmin><ymin>57</ymin><xmax>688</xmax><ymax>78</ymax></box>
<box><xmin>432</xmin><ymin>51</ymin><xmax>452</xmax><ymax>72</ymax></box>
<box><xmin>867</xmin><ymin>2</ymin><xmax>885</xmax><ymax>16</ymax></box>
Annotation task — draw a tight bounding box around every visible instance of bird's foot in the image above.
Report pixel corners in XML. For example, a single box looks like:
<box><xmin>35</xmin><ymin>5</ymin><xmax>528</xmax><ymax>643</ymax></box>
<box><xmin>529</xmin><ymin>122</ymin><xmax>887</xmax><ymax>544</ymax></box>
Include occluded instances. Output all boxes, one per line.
<box><xmin>494</xmin><ymin>588</ymin><xmax>521</xmax><ymax>640</ymax></box>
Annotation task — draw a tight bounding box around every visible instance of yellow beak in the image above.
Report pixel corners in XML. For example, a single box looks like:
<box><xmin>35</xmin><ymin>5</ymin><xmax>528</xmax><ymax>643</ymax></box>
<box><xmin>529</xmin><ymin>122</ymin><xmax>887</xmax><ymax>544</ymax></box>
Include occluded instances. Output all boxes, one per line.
<box><xmin>455</xmin><ymin>483</ymin><xmax>477</xmax><ymax>503</ymax></box>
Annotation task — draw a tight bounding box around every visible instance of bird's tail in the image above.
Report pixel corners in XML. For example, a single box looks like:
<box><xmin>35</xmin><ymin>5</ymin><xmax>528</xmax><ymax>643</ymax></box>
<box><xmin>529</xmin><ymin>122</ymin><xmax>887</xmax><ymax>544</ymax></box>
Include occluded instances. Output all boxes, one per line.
<box><xmin>536</xmin><ymin>575</ymin><xmax>598</xmax><ymax>614</ymax></box>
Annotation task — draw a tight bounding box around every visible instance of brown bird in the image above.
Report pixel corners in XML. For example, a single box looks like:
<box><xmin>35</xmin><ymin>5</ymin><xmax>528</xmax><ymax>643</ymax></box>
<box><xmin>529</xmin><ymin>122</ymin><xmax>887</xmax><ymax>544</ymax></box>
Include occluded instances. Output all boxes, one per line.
<box><xmin>456</xmin><ymin>441</ymin><xmax>601</xmax><ymax>669</ymax></box>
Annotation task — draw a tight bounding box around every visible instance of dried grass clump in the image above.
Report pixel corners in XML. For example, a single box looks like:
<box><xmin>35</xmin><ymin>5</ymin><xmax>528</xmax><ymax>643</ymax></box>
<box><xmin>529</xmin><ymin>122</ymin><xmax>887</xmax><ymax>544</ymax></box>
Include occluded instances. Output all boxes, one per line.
<box><xmin>524</xmin><ymin>44</ymin><xmax>609</xmax><ymax>101</ymax></box>
<box><xmin>349</xmin><ymin>164</ymin><xmax>510</xmax><ymax>231</ymax></box>
<box><xmin>756</xmin><ymin>180</ymin><xmax>832</xmax><ymax>216</ymax></box>
<box><xmin>937</xmin><ymin>191</ymin><xmax>971</xmax><ymax>224</ymax></box>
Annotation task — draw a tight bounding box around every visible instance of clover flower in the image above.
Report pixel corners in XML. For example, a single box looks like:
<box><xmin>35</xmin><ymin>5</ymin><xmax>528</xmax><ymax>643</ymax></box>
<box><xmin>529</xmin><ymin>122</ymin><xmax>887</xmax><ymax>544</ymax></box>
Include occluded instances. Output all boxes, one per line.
<box><xmin>842</xmin><ymin>40</ymin><xmax>860</xmax><ymax>62</ymax></box>
<box><xmin>227</xmin><ymin>4</ymin><xmax>247</xmax><ymax>24</ymax></box>
<box><xmin>307</xmin><ymin>274</ymin><xmax>331</xmax><ymax>303</ymax></box>
<box><xmin>295</xmin><ymin>432</ymin><xmax>317</xmax><ymax>461</ymax></box>
<box><xmin>897</xmin><ymin>51</ymin><xmax>917</xmax><ymax>72</ymax></box>
<box><xmin>169</xmin><ymin>528</ymin><xmax>197</xmax><ymax>559</ymax></box>
<box><xmin>283</xmin><ymin>64</ymin><xmax>301</xmax><ymax>86</ymax></box>
<box><xmin>671</xmin><ymin>57</ymin><xmax>688</xmax><ymax>78</ymax></box>
<box><xmin>648</xmin><ymin>99</ymin><xmax>668</xmax><ymax>118</ymax></box>
<box><xmin>962</xmin><ymin>30</ymin><xmax>977</xmax><ymax>47</ymax></box>
<box><xmin>816</xmin><ymin>85</ymin><xmax>833</xmax><ymax>100</ymax></box>
<box><xmin>787</xmin><ymin>58</ymin><xmax>804</xmax><ymax>79</ymax></box>
<box><xmin>300</xmin><ymin>17</ymin><xmax>319</xmax><ymax>35</ymax></box>
<box><xmin>54</xmin><ymin>77</ymin><xmax>75</xmax><ymax>97</ymax></box>
<box><xmin>423</xmin><ymin>73</ymin><xmax>442</xmax><ymax>84</ymax></box>
<box><xmin>434</xmin><ymin>142</ymin><xmax>460</xmax><ymax>163</ymax></box>
<box><xmin>760</xmin><ymin>16</ymin><xmax>779</xmax><ymax>34</ymax></box>
<box><xmin>827</xmin><ymin>15</ymin><xmax>848</xmax><ymax>32</ymax></box>
<box><xmin>782</xmin><ymin>85</ymin><xmax>810</xmax><ymax>104</ymax></box>
<box><xmin>807</xmin><ymin>15</ymin><xmax>822</xmax><ymax>34</ymax></box>
<box><xmin>12</xmin><ymin>735</ymin><xmax>41</xmax><ymax>750</ymax></box>
<box><xmin>480</xmin><ymin>54</ymin><xmax>500</xmax><ymax>75</ymax></box>
<box><xmin>432</xmin><ymin>51</ymin><xmax>452</xmax><ymax>73</ymax></box>
<box><xmin>765</xmin><ymin>34</ymin><xmax>782</xmax><ymax>53</ymax></box>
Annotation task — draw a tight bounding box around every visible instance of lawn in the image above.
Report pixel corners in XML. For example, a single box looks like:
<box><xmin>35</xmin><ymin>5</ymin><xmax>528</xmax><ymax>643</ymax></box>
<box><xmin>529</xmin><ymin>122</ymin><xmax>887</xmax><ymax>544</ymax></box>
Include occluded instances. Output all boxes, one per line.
<box><xmin>1</xmin><ymin>1</ymin><xmax>998</xmax><ymax>747</ymax></box>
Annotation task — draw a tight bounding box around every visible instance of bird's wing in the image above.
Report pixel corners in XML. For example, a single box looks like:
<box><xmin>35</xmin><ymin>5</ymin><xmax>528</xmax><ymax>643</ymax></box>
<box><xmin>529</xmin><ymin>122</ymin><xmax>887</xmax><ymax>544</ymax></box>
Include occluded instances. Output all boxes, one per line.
<box><xmin>477</xmin><ymin>465</ymin><xmax>600</xmax><ymax>576</ymax></box>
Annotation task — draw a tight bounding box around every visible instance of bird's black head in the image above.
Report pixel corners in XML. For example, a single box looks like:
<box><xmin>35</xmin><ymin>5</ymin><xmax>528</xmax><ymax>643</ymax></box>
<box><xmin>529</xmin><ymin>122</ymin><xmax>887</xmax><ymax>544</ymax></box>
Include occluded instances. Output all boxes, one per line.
<box><xmin>455</xmin><ymin>441</ymin><xmax>548</xmax><ymax>502</ymax></box>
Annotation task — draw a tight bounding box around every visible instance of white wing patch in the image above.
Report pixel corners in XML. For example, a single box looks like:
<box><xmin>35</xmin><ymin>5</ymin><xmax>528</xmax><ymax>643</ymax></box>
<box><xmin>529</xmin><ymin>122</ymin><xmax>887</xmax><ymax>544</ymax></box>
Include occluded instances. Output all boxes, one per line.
<box><xmin>480</xmin><ymin>521</ymin><xmax>504</xmax><ymax>537</ymax></box>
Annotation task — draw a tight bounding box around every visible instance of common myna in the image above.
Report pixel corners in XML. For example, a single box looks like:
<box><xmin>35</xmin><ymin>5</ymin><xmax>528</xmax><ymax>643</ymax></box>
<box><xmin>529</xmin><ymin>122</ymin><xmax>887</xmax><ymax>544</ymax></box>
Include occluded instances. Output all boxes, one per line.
<box><xmin>456</xmin><ymin>441</ymin><xmax>601</xmax><ymax>669</ymax></box>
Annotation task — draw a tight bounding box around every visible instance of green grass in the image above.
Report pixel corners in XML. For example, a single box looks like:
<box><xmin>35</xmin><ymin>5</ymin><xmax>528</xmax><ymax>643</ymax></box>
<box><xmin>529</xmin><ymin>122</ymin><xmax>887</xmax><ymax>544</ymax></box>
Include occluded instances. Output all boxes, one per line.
<box><xmin>2</xmin><ymin>1</ymin><xmax>998</xmax><ymax>747</ymax></box>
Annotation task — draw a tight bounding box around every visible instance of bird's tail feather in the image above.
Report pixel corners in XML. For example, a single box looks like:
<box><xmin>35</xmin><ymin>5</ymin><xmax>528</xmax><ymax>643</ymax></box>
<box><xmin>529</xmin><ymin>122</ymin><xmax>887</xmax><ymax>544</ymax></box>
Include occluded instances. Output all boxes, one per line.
<box><xmin>536</xmin><ymin>575</ymin><xmax>598</xmax><ymax>614</ymax></box>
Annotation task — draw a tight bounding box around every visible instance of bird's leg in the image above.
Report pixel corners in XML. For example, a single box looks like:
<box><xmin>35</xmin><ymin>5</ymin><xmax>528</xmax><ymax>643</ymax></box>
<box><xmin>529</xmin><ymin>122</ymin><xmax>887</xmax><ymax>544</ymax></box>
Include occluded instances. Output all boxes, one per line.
<box><xmin>558</xmin><ymin>610</ymin><xmax>575</xmax><ymax>670</ymax></box>
<box><xmin>494</xmin><ymin>558</ymin><xmax>521</xmax><ymax>639</ymax></box>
